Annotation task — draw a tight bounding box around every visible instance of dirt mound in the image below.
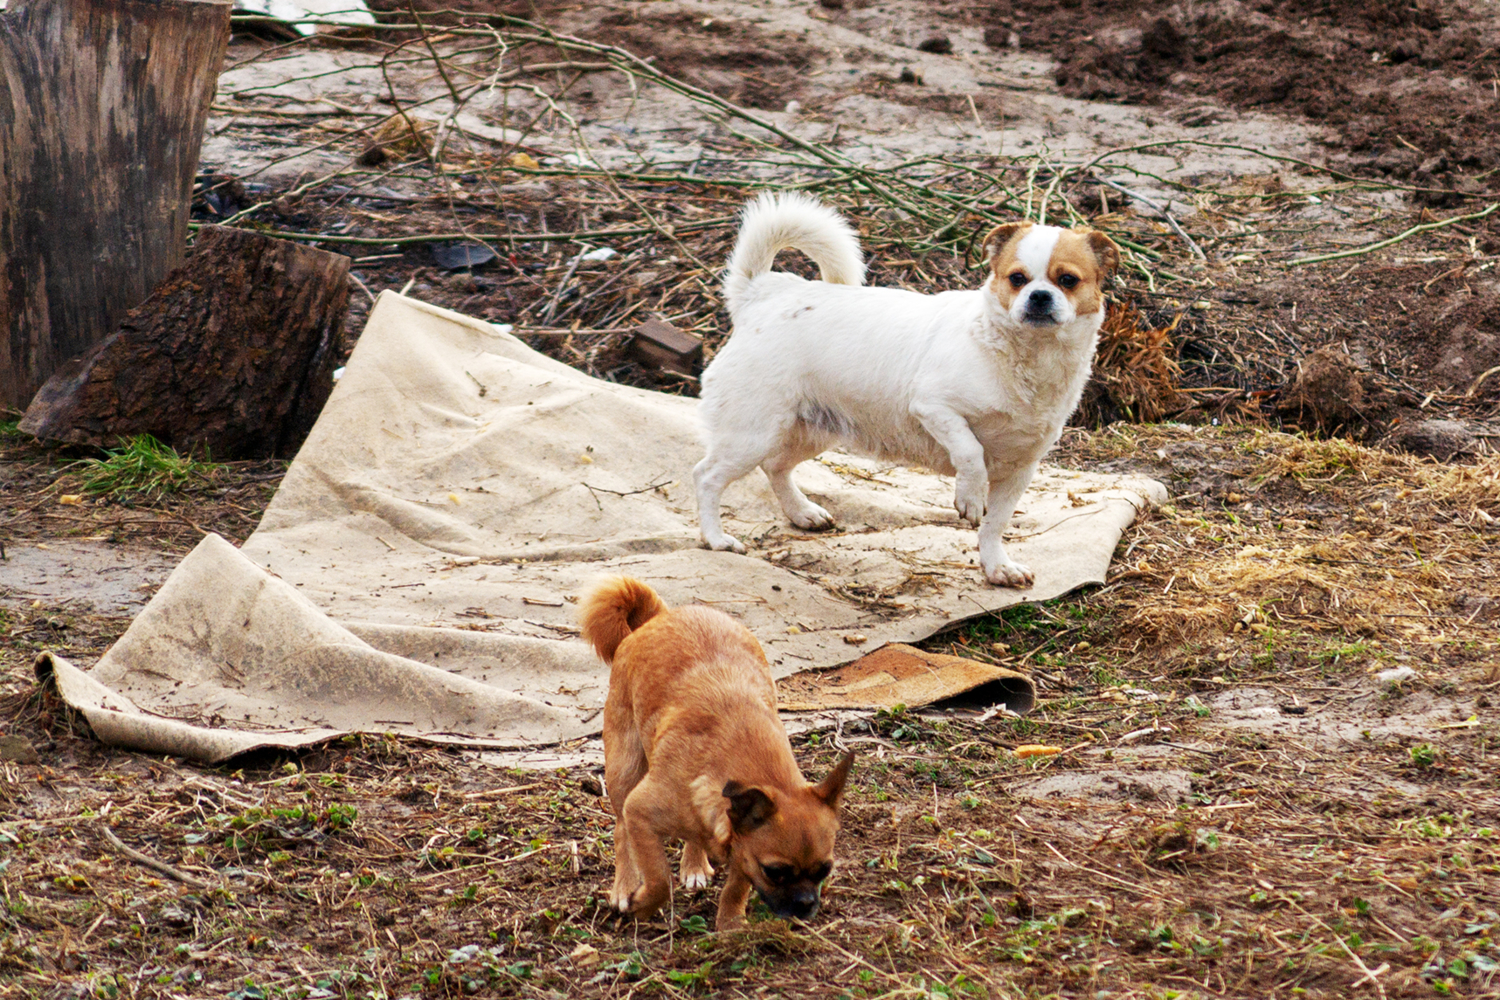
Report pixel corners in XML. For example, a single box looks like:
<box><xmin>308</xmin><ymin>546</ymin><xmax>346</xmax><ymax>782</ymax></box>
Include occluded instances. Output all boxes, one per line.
<box><xmin>1275</xmin><ymin>345</ymin><xmax>1393</xmax><ymax>435</ymax></box>
<box><xmin>1421</xmin><ymin>282</ymin><xmax>1500</xmax><ymax>388</ymax></box>
<box><xmin>974</xmin><ymin>0</ymin><xmax>1500</xmax><ymax>197</ymax></box>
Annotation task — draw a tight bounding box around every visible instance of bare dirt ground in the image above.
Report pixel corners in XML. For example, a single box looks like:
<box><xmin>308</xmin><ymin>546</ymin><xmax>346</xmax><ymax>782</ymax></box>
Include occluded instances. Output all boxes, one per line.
<box><xmin>3</xmin><ymin>1</ymin><xmax>1499</xmax><ymax>998</ymax></box>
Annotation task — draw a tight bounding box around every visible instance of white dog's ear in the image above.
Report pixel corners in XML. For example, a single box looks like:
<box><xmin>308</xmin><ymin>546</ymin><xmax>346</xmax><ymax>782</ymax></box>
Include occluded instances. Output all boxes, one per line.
<box><xmin>981</xmin><ymin>222</ymin><xmax>1028</xmax><ymax>265</ymax></box>
<box><xmin>1083</xmin><ymin>229</ymin><xmax>1121</xmax><ymax>275</ymax></box>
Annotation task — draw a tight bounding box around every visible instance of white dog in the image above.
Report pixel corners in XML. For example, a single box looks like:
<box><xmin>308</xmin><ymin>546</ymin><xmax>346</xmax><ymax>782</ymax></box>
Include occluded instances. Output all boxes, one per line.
<box><xmin>692</xmin><ymin>192</ymin><xmax>1119</xmax><ymax>588</ymax></box>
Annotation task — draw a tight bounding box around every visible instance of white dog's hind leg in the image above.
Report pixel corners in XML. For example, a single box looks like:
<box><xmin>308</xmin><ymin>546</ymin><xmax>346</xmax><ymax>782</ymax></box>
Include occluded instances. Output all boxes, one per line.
<box><xmin>977</xmin><ymin>462</ymin><xmax>1038</xmax><ymax>588</ymax></box>
<box><xmin>762</xmin><ymin>440</ymin><xmax>834</xmax><ymax>531</ymax></box>
<box><xmin>693</xmin><ymin>450</ymin><xmax>762</xmax><ymax>553</ymax></box>
<box><xmin>910</xmin><ymin>401</ymin><xmax>989</xmax><ymax>527</ymax></box>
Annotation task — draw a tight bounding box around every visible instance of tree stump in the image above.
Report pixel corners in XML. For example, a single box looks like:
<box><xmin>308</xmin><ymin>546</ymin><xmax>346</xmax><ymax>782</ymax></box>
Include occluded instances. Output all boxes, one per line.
<box><xmin>19</xmin><ymin>226</ymin><xmax>351</xmax><ymax>459</ymax></box>
<box><xmin>0</xmin><ymin>0</ymin><xmax>231</xmax><ymax>410</ymax></box>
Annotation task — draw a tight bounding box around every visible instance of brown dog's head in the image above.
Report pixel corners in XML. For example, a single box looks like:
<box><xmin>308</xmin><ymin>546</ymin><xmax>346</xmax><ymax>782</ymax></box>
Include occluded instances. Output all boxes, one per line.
<box><xmin>980</xmin><ymin>221</ymin><xmax>1119</xmax><ymax>330</ymax></box>
<box><xmin>720</xmin><ymin>752</ymin><xmax>854</xmax><ymax>921</ymax></box>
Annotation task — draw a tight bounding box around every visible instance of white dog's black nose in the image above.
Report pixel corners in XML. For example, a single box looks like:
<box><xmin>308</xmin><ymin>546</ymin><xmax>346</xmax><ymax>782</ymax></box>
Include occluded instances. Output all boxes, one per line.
<box><xmin>1027</xmin><ymin>289</ymin><xmax>1053</xmax><ymax>309</ymax></box>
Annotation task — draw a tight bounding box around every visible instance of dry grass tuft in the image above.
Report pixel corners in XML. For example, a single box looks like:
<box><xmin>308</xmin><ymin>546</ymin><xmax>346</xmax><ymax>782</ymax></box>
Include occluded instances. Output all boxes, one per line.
<box><xmin>1077</xmin><ymin>299</ymin><xmax>1187</xmax><ymax>426</ymax></box>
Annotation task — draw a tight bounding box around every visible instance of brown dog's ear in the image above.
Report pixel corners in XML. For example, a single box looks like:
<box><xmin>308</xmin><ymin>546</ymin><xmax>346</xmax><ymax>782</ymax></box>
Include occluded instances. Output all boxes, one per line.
<box><xmin>723</xmin><ymin>781</ymin><xmax>777</xmax><ymax>833</ymax></box>
<box><xmin>1085</xmin><ymin>229</ymin><xmax>1120</xmax><ymax>276</ymax></box>
<box><xmin>811</xmin><ymin>751</ymin><xmax>855</xmax><ymax>810</ymax></box>
<box><xmin>981</xmin><ymin>222</ymin><xmax>1028</xmax><ymax>266</ymax></box>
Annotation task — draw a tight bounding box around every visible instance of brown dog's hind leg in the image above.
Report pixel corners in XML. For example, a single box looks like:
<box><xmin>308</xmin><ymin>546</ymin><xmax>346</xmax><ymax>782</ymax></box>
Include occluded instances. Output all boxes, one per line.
<box><xmin>715</xmin><ymin>863</ymin><xmax>754</xmax><ymax>930</ymax></box>
<box><xmin>617</xmin><ymin>780</ymin><xmax>673</xmax><ymax>919</ymax></box>
<box><xmin>604</xmin><ymin>715</ymin><xmax>650</xmax><ymax>913</ymax></box>
<box><xmin>680</xmin><ymin>841</ymin><xmax>714</xmax><ymax>890</ymax></box>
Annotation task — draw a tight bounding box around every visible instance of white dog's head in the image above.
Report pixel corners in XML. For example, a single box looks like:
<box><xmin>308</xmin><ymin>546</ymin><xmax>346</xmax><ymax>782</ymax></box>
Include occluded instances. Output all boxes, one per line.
<box><xmin>981</xmin><ymin>222</ymin><xmax>1119</xmax><ymax>331</ymax></box>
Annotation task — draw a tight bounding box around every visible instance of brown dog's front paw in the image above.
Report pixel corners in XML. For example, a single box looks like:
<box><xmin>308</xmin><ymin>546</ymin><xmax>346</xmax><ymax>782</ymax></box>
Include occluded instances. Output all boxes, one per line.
<box><xmin>714</xmin><ymin>910</ymin><xmax>748</xmax><ymax>931</ymax></box>
<box><xmin>680</xmin><ymin>862</ymin><xmax>713</xmax><ymax>890</ymax></box>
<box><xmin>681</xmin><ymin>842</ymin><xmax>714</xmax><ymax>890</ymax></box>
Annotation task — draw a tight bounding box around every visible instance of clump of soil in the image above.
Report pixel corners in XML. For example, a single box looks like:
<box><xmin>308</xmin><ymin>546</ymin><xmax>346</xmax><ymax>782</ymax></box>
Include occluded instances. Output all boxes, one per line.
<box><xmin>974</xmin><ymin>0</ymin><xmax>1500</xmax><ymax>196</ymax></box>
<box><xmin>1275</xmin><ymin>345</ymin><xmax>1394</xmax><ymax>435</ymax></box>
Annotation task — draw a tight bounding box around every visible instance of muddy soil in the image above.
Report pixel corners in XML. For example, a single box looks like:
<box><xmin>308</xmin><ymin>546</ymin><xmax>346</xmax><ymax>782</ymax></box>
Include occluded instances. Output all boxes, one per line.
<box><xmin>968</xmin><ymin>0</ymin><xmax>1500</xmax><ymax>197</ymax></box>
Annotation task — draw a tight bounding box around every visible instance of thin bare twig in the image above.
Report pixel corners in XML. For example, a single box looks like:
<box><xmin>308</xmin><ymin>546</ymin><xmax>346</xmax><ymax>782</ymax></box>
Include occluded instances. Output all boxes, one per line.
<box><xmin>99</xmin><ymin>824</ymin><xmax>213</xmax><ymax>890</ymax></box>
<box><xmin>1098</xmin><ymin>179</ymin><xmax>1208</xmax><ymax>260</ymax></box>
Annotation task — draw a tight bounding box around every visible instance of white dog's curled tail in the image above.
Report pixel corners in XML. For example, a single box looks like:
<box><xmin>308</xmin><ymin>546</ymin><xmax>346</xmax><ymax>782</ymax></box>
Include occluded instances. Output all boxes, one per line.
<box><xmin>722</xmin><ymin>191</ymin><xmax>865</xmax><ymax>311</ymax></box>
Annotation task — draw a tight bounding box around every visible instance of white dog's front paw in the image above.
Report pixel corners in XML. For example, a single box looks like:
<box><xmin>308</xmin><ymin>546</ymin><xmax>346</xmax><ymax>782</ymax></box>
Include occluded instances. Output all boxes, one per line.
<box><xmin>984</xmin><ymin>559</ymin><xmax>1034</xmax><ymax>589</ymax></box>
<box><xmin>681</xmin><ymin>870</ymin><xmax>711</xmax><ymax>891</ymax></box>
<box><xmin>703</xmin><ymin>533</ymin><xmax>748</xmax><ymax>554</ymax></box>
<box><xmin>954</xmin><ymin>481</ymin><xmax>987</xmax><ymax>527</ymax></box>
<box><xmin>788</xmin><ymin>501</ymin><xmax>835</xmax><ymax>531</ymax></box>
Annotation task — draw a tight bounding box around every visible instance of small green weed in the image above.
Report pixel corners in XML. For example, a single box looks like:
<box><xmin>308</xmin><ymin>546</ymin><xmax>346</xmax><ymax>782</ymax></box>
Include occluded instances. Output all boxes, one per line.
<box><xmin>952</xmin><ymin>598</ymin><xmax>1093</xmax><ymax>657</ymax></box>
<box><xmin>75</xmin><ymin>434</ymin><xmax>216</xmax><ymax>497</ymax></box>
<box><xmin>1315</xmin><ymin>639</ymin><xmax>1384</xmax><ymax>667</ymax></box>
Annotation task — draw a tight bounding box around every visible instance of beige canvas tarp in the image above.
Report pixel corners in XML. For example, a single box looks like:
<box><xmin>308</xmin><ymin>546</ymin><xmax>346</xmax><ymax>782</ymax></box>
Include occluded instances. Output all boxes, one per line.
<box><xmin>39</xmin><ymin>292</ymin><xmax>1165</xmax><ymax>762</ymax></box>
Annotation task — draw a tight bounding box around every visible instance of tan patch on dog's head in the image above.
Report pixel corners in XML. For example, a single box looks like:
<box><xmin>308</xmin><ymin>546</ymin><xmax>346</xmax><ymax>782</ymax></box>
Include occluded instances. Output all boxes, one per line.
<box><xmin>985</xmin><ymin>222</ymin><xmax>1119</xmax><ymax>320</ymax></box>
<box><xmin>981</xmin><ymin>221</ymin><xmax>1032</xmax><ymax>268</ymax></box>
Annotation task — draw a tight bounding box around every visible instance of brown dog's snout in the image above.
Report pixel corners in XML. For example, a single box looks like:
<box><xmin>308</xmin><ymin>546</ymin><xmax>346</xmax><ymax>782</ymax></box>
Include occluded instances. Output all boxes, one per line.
<box><xmin>760</xmin><ymin>883</ymin><xmax>821</xmax><ymax>919</ymax></box>
<box><xmin>788</xmin><ymin>885</ymin><xmax>820</xmax><ymax>917</ymax></box>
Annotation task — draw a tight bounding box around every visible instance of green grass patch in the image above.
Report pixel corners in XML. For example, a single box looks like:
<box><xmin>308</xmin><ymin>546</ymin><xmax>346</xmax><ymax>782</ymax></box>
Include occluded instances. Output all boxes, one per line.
<box><xmin>74</xmin><ymin>434</ymin><xmax>217</xmax><ymax>498</ymax></box>
<box><xmin>951</xmin><ymin>598</ymin><xmax>1094</xmax><ymax>655</ymax></box>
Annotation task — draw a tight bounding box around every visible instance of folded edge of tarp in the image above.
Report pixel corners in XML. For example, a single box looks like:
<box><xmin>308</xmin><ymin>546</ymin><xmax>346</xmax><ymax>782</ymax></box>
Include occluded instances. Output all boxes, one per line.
<box><xmin>777</xmin><ymin>643</ymin><xmax>1037</xmax><ymax>714</ymax></box>
<box><xmin>36</xmin><ymin>652</ymin><xmax>345</xmax><ymax>763</ymax></box>
<box><xmin>34</xmin><ymin>533</ymin><xmax>603</xmax><ymax>762</ymax></box>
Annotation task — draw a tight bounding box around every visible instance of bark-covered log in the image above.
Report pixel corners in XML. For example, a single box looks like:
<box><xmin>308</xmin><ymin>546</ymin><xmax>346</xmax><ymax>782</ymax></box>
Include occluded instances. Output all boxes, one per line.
<box><xmin>20</xmin><ymin>226</ymin><xmax>351</xmax><ymax>459</ymax></box>
<box><xmin>0</xmin><ymin>0</ymin><xmax>231</xmax><ymax>409</ymax></box>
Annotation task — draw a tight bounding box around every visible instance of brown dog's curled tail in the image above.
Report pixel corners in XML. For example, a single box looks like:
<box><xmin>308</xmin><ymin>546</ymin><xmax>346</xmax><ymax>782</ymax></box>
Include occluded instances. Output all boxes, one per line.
<box><xmin>578</xmin><ymin>576</ymin><xmax>666</xmax><ymax>663</ymax></box>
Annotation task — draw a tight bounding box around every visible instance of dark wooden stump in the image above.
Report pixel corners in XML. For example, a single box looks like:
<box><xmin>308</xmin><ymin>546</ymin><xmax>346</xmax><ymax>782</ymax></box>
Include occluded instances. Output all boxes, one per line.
<box><xmin>19</xmin><ymin>227</ymin><xmax>351</xmax><ymax>459</ymax></box>
<box><xmin>0</xmin><ymin>0</ymin><xmax>231</xmax><ymax>410</ymax></box>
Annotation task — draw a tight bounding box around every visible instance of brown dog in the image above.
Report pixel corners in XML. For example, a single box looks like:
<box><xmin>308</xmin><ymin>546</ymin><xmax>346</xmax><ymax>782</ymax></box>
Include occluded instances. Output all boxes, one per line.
<box><xmin>579</xmin><ymin>576</ymin><xmax>853</xmax><ymax>930</ymax></box>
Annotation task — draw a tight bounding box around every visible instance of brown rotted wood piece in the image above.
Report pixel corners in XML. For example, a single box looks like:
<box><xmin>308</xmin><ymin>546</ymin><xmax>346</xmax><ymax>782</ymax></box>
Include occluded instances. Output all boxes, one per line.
<box><xmin>20</xmin><ymin>226</ymin><xmax>351</xmax><ymax>459</ymax></box>
<box><xmin>0</xmin><ymin>0</ymin><xmax>231</xmax><ymax>409</ymax></box>
<box><xmin>629</xmin><ymin>315</ymin><xmax>703</xmax><ymax>374</ymax></box>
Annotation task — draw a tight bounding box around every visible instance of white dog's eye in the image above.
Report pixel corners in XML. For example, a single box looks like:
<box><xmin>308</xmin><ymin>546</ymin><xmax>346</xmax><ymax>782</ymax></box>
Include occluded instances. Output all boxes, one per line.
<box><xmin>1008</xmin><ymin>272</ymin><xmax>1027</xmax><ymax>289</ymax></box>
<box><xmin>1057</xmin><ymin>273</ymin><xmax>1080</xmax><ymax>290</ymax></box>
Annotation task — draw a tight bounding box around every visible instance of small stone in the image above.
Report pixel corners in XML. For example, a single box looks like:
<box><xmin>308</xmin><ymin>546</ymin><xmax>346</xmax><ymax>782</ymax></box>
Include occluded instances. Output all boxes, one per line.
<box><xmin>0</xmin><ymin>735</ymin><xmax>40</xmax><ymax>764</ymax></box>
<box><xmin>1386</xmin><ymin>419</ymin><xmax>1475</xmax><ymax>461</ymax></box>
<box><xmin>497</xmin><ymin>180</ymin><xmax>552</xmax><ymax>199</ymax></box>
<box><xmin>916</xmin><ymin>35</ymin><xmax>953</xmax><ymax>55</ymax></box>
